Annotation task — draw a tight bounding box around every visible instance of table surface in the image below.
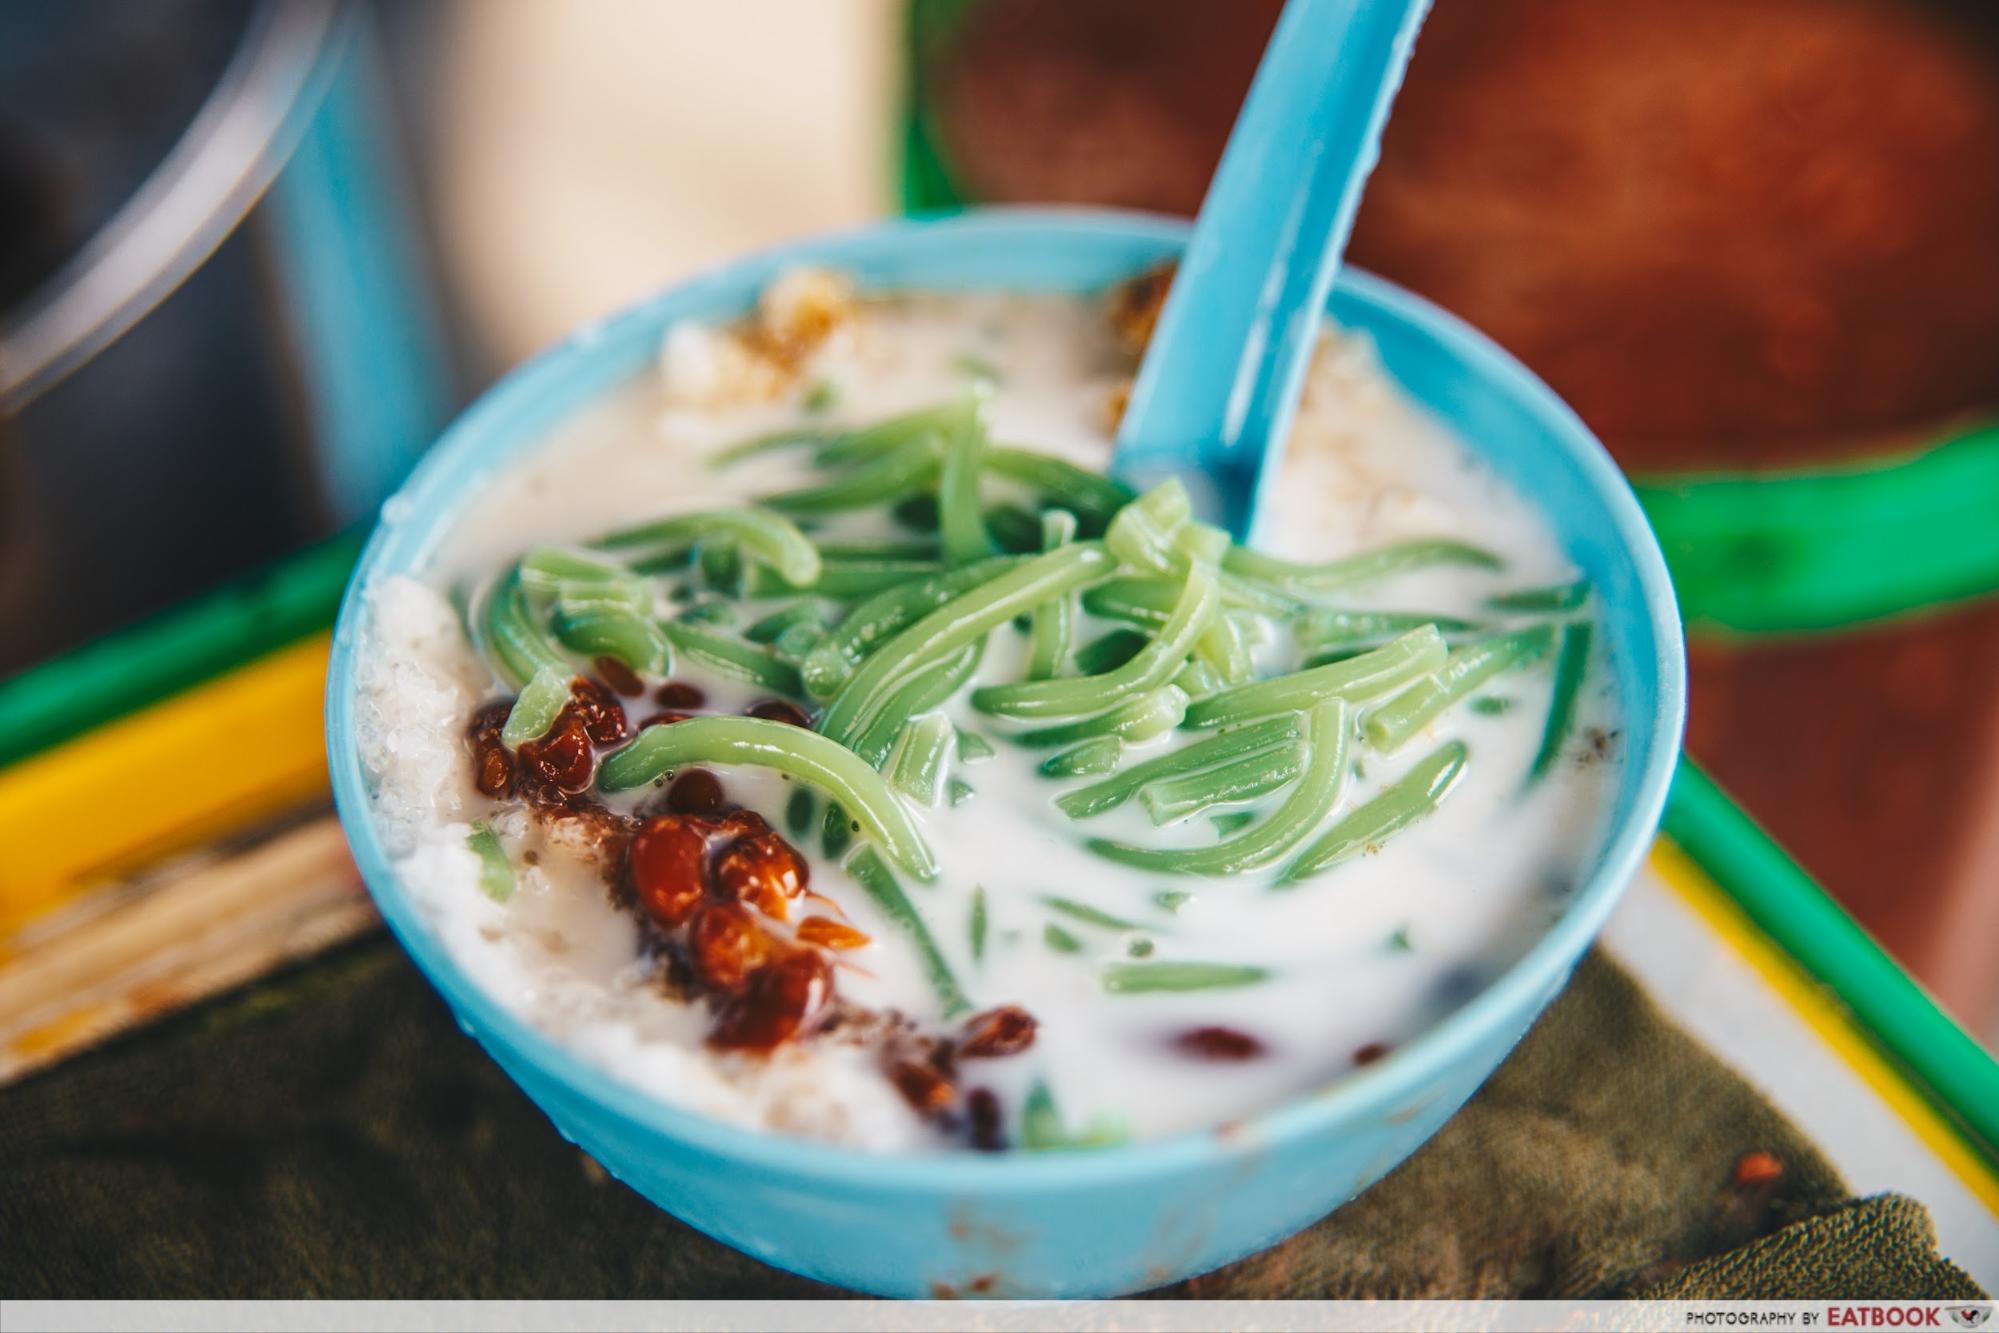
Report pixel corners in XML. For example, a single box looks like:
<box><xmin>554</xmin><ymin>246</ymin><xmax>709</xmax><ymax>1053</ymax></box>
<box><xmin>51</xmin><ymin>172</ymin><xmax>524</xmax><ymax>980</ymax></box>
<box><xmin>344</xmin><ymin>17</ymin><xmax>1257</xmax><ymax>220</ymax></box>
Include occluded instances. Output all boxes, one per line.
<box><xmin>1608</xmin><ymin>843</ymin><xmax>1999</xmax><ymax>1288</ymax></box>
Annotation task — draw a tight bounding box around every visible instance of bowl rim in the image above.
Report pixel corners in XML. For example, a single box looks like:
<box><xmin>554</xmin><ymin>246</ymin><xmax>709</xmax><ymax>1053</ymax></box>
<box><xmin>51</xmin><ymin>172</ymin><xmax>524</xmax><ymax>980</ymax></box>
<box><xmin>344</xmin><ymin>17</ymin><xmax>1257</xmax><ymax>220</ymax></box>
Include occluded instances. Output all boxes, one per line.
<box><xmin>326</xmin><ymin>205</ymin><xmax>1686</xmax><ymax>1192</ymax></box>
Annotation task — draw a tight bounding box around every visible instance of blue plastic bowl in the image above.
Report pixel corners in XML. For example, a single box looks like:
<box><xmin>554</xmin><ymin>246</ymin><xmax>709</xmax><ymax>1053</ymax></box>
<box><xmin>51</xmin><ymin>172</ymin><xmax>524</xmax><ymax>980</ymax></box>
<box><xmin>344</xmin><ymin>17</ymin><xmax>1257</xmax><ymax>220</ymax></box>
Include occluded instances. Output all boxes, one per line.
<box><xmin>326</xmin><ymin>209</ymin><xmax>1685</xmax><ymax>1298</ymax></box>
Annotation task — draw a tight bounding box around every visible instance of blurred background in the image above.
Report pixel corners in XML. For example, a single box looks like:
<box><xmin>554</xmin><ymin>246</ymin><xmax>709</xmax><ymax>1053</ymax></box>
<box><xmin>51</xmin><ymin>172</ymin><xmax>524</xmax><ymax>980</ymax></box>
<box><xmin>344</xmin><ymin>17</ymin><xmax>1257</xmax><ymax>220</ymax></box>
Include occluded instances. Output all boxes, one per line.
<box><xmin>2</xmin><ymin>0</ymin><xmax>1995</xmax><ymax>1049</ymax></box>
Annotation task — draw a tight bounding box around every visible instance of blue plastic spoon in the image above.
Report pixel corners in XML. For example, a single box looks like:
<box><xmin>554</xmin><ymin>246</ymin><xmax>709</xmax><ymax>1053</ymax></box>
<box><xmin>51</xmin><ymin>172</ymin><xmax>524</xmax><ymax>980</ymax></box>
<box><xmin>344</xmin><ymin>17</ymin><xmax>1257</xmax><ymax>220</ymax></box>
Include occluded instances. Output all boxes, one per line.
<box><xmin>1113</xmin><ymin>0</ymin><xmax>1431</xmax><ymax>541</ymax></box>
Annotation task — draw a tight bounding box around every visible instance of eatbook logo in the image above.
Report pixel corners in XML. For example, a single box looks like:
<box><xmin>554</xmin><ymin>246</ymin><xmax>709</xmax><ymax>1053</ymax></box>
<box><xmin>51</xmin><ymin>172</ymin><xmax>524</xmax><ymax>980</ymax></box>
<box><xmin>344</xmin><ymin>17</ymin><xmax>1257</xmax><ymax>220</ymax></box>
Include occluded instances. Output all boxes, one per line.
<box><xmin>1949</xmin><ymin>1307</ymin><xmax>1993</xmax><ymax>1330</ymax></box>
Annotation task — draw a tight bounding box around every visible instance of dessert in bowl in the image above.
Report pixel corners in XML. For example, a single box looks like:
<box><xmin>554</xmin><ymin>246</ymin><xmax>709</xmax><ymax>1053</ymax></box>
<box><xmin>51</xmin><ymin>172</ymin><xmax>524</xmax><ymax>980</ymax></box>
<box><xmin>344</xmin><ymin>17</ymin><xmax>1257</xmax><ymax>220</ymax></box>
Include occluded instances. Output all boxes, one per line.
<box><xmin>327</xmin><ymin>209</ymin><xmax>1683</xmax><ymax>1297</ymax></box>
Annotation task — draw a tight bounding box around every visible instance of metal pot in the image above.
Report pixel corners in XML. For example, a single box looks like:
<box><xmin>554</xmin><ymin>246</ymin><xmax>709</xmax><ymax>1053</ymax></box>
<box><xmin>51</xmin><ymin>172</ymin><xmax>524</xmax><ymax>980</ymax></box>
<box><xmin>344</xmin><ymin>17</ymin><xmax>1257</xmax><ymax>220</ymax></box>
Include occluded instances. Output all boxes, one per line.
<box><xmin>0</xmin><ymin>0</ymin><xmax>449</xmax><ymax>673</ymax></box>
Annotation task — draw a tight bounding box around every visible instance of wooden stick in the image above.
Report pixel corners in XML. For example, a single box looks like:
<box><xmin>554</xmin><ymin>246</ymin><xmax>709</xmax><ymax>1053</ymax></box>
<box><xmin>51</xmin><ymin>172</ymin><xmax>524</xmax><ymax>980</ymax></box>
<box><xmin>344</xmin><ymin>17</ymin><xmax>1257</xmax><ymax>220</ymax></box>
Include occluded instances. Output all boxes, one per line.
<box><xmin>0</xmin><ymin>814</ymin><xmax>376</xmax><ymax>1083</ymax></box>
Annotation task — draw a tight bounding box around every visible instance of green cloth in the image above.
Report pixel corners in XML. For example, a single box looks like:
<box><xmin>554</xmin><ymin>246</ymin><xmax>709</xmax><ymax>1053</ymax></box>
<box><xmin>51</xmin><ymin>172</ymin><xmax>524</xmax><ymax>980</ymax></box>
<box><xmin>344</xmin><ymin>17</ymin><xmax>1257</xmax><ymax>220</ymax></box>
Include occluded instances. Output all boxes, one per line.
<box><xmin>0</xmin><ymin>938</ymin><xmax>1984</xmax><ymax>1299</ymax></box>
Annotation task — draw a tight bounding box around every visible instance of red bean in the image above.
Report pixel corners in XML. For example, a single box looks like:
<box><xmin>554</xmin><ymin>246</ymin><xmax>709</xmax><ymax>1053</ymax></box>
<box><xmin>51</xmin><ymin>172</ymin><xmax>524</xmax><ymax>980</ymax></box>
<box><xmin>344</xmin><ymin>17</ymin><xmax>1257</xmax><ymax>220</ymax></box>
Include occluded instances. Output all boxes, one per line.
<box><xmin>687</xmin><ymin>902</ymin><xmax>772</xmax><ymax>994</ymax></box>
<box><xmin>593</xmin><ymin>655</ymin><xmax>646</xmax><ymax>697</ymax></box>
<box><xmin>708</xmin><ymin>950</ymin><xmax>832</xmax><ymax>1050</ymax></box>
<box><xmin>713</xmin><ymin>831</ymin><xmax>809</xmax><ymax>919</ymax></box>
<box><xmin>656</xmin><ymin>680</ymin><xmax>706</xmax><ymax>710</ymax></box>
<box><xmin>666</xmin><ymin>768</ymin><xmax>727</xmax><ymax>816</ymax></box>
<box><xmin>567</xmin><ymin>677</ymin><xmax>630</xmax><ymax>746</ymax></box>
<box><xmin>629</xmin><ymin>814</ymin><xmax>713</xmax><ymax>928</ymax></box>
<box><xmin>958</xmin><ymin>1006</ymin><xmax>1038</xmax><ymax>1059</ymax></box>
<box><xmin>1173</xmin><ymin>1026</ymin><xmax>1266</xmax><ymax>1062</ymax></box>
<box><xmin>746</xmin><ymin>697</ymin><xmax>813</xmax><ymax>728</ymax></box>
<box><xmin>467</xmin><ymin>700</ymin><xmax>517</xmax><ymax>798</ymax></box>
<box><xmin>517</xmin><ymin>712</ymin><xmax>595</xmax><ymax>793</ymax></box>
<box><xmin>712</xmin><ymin>808</ymin><xmax>772</xmax><ymax>839</ymax></box>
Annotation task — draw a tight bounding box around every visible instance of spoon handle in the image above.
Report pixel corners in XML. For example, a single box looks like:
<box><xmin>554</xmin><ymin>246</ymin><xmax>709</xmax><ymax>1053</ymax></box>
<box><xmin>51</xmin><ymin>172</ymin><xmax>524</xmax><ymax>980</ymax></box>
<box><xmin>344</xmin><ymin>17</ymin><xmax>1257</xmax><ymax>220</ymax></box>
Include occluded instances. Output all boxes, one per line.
<box><xmin>1113</xmin><ymin>0</ymin><xmax>1430</xmax><ymax>540</ymax></box>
